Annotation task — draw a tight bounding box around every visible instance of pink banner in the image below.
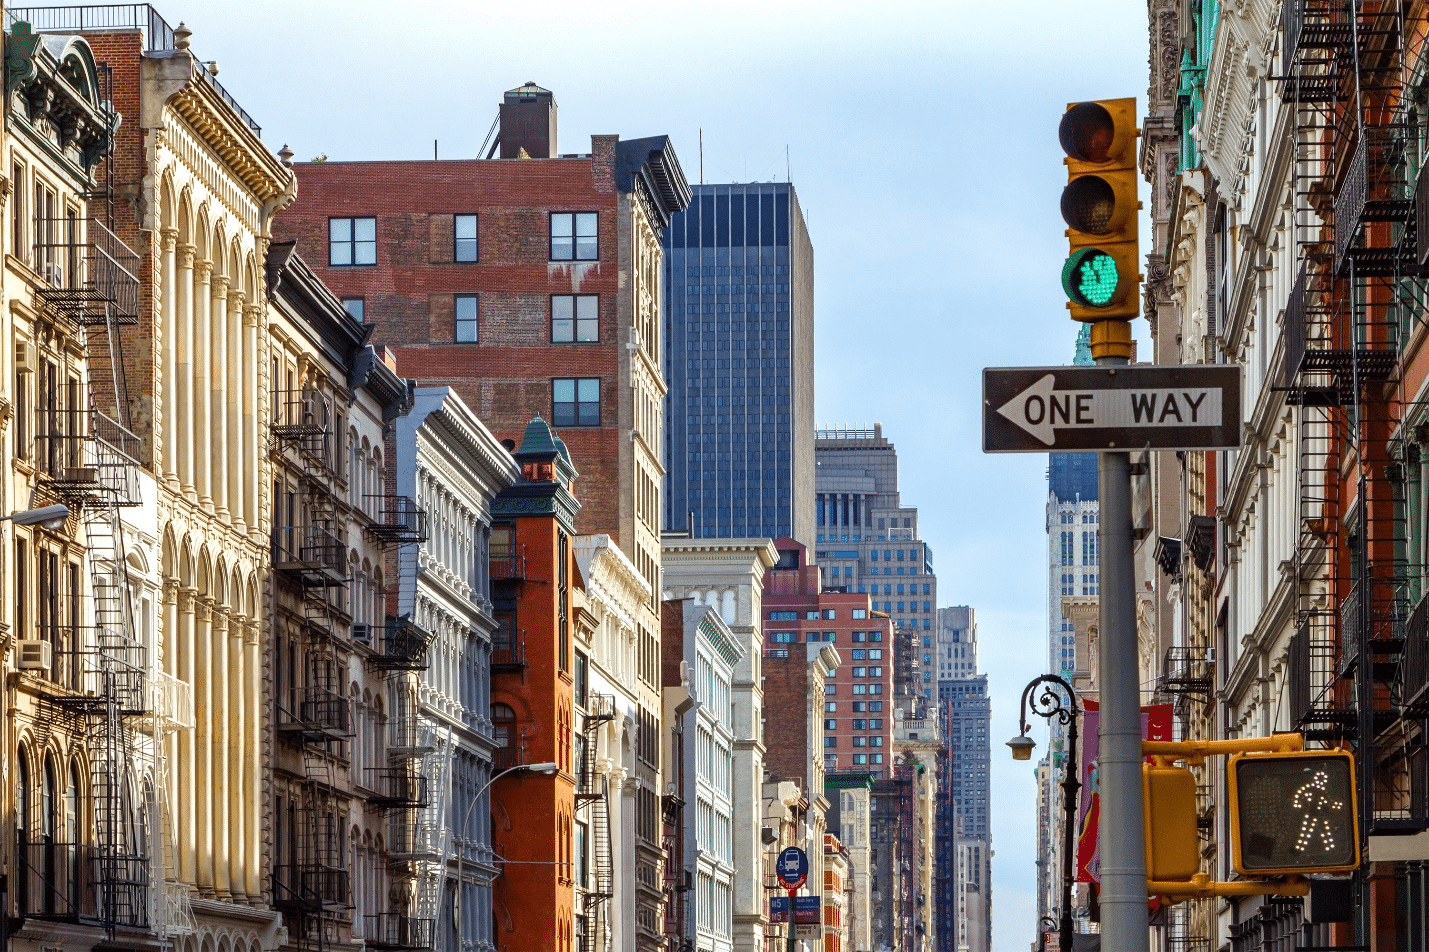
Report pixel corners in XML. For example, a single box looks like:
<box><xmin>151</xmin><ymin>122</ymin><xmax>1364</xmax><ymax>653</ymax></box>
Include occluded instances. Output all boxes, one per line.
<box><xmin>1076</xmin><ymin>700</ymin><xmax>1173</xmax><ymax>884</ymax></box>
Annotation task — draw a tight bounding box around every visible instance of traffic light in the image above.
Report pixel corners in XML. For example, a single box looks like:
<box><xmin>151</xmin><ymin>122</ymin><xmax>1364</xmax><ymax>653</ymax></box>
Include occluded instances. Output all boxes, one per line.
<box><xmin>1229</xmin><ymin>750</ymin><xmax>1359</xmax><ymax>877</ymax></box>
<box><xmin>1059</xmin><ymin>99</ymin><xmax>1141</xmax><ymax>326</ymax></box>
<box><xmin>1143</xmin><ymin>764</ymin><xmax>1199</xmax><ymax>883</ymax></box>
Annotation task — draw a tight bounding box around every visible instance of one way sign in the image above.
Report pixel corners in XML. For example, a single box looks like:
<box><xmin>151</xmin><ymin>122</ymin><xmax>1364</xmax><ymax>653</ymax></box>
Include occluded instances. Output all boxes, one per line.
<box><xmin>983</xmin><ymin>365</ymin><xmax>1242</xmax><ymax>453</ymax></box>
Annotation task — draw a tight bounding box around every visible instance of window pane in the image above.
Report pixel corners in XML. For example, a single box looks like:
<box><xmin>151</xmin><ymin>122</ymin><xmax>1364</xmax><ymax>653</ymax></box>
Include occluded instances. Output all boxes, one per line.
<box><xmin>577</xmin><ymin>379</ymin><xmax>599</xmax><ymax>402</ymax></box>
<box><xmin>553</xmin><ymin>403</ymin><xmax>575</xmax><ymax>427</ymax></box>
<box><xmin>354</xmin><ymin>238</ymin><xmax>376</xmax><ymax>266</ymax></box>
<box><xmin>576</xmin><ymin>295</ymin><xmax>598</xmax><ymax>341</ymax></box>
<box><xmin>552</xmin><ymin>236</ymin><xmax>573</xmax><ymax>260</ymax></box>
<box><xmin>455</xmin><ymin>215</ymin><xmax>478</xmax><ymax>240</ymax></box>
<box><xmin>341</xmin><ymin>298</ymin><xmax>364</xmax><ymax>321</ymax></box>
<box><xmin>330</xmin><ymin>218</ymin><xmax>352</xmax><ymax>242</ymax></box>
<box><xmin>455</xmin><ymin>296</ymin><xmax>477</xmax><ymax>343</ymax></box>
<box><xmin>330</xmin><ymin>242</ymin><xmax>352</xmax><ymax>266</ymax></box>
<box><xmin>353</xmin><ymin>217</ymin><xmax>376</xmax><ymax>241</ymax></box>
<box><xmin>553</xmin><ymin>379</ymin><xmax>575</xmax><ymax>403</ymax></box>
<box><xmin>455</xmin><ymin>214</ymin><xmax>478</xmax><ymax>262</ymax></box>
<box><xmin>551</xmin><ymin>214</ymin><xmax>574</xmax><ymax>237</ymax></box>
<box><xmin>552</xmin><ymin>296</ymin><xmax>574</xmax><ymax>342</ymax></box>
<box><xmin>575</xmin><ymin>213</ymin><xmax>597</xmax><ymax>237</ymax></box>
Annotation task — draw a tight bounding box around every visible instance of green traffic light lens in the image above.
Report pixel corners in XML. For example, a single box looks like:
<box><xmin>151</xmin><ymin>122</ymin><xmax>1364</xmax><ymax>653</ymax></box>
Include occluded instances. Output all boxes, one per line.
<box><xmin>1062</xmin><ymin>248</ymin><xmax>1121</xmax><ymax>307</ymax></box>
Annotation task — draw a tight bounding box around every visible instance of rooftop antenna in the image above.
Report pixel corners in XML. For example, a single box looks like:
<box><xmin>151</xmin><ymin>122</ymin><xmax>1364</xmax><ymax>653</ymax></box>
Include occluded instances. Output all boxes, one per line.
<box><xmin>786</xmin><ymin>145</ymin><xmax>791</xmax><ymax>183</ymax></box>
<box><xmin>699</xmin><ymin>128</ymin><xmax>704</xmax><ymax>185</ymax></box>
<box><xmin>434</xmin><ymin>139</ymin><xmax>438</xmax><ymax>161</ymax></box>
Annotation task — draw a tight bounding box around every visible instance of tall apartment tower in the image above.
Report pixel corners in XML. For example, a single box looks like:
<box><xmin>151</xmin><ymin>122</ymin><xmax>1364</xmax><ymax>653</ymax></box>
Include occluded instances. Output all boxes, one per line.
<box><xmin>1047</xmin><ymin>328</ymin><xmax>1100</xmax><ymax>678</ymax></box>
<box><xmin>935</xmin><ymin>607</ymin><xmax>992</xmax><ymax>952</ymax></box>
<box><xmin>661</xmin><ymin>183</ymin><xmax>816</xmax><ymax>543</ymax></box>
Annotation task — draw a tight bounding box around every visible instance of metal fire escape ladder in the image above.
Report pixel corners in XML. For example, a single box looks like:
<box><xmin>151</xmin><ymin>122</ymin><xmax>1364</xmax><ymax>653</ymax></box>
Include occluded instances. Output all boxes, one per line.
<box><xmin>408</xmin><ymin>721</ymin><xmax>453</xmax><ymax>940</ymax></box>
<box><xmin>575</xmin><ymin>695</ymin><xmax>615</xmax><ymax>952</ymax></box>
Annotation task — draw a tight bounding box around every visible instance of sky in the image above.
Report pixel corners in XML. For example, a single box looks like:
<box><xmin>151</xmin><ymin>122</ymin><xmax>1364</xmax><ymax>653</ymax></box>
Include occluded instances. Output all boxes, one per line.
<box><xmin>130</xmin><ymin>0</ymin><xmax>1151</xmax><ymax>946</ymax></box>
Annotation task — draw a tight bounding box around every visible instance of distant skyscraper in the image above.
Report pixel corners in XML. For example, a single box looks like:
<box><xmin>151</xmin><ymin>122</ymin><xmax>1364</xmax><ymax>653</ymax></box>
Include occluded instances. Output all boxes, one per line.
<box><xmin>662</xmin><ymin>183</ymin><xmax>815</xmax><ymax>543</ymax></box>
<box><xmin>1048</xmin><ymin>326</ymin><xmax>1100</xmax><ymax>677</ymax></box>
<box><xmin>935</xmin><ymin>607</ymin><xmax>991</xmax><ymax>952</ymax></box>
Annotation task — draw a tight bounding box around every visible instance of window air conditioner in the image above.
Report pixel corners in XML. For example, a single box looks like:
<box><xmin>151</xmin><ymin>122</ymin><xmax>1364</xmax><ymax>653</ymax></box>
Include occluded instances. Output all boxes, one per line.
<box><xmin>17</xmin><ymin>640</ymin><xmax>51</xmax><ymax>671</ymax></box>
<box><xmin>351</xmin><ymin>623</ymin><xmax>374</xmax><ymax>645</ymax></box>
<box><xmin>15</xmin><ymin>339</ymin><xmax>35</xmax><ymax>374</ymax></box>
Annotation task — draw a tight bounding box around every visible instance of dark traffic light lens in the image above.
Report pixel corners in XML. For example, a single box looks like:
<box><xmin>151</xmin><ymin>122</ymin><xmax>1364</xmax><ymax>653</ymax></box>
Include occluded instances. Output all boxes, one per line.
<box><xmin>1235</xmin><ymin>756</ymin><xmax>1355</xmax><ymax>872</ymax></box>
<box><xmin>1062</xmin><ymin>176</ymin><xmax>1117</xmax><ymax>233</ymax></box>
<box><xmin>1061</xmin><ymin>248</ymin><xmax>1121</xmax><ymax>307</ymax></box>
<box><xmin>1060</xmin><ymin>102</ymin><xmax>1115</xmax><ymax>162</ymax></box>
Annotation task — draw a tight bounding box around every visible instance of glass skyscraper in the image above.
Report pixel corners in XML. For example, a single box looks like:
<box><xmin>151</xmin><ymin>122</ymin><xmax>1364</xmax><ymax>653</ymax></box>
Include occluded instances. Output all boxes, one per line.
<box><xmin>661</xmin><ymin>183</ymin><xmax>815</xmax><ymax>543</ymax></box>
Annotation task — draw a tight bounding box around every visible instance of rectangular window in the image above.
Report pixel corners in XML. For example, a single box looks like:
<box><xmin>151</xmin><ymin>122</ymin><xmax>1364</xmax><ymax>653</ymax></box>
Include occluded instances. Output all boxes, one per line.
<box><xmin>770</xmin><ymin>632</ymin><xmax>796</xmax><ymax>644</ymax></box>
<box><xmin>455</xmin><ymin>294</ymin><xmax>479</xmax><ymax>343</ymax></box>
<box><xmin>552</xmin><ymin>294</ymin><xmax>598</xmax><ymax>342</ymax></box>
<box><xmin>550</xmin><ymin>211</ymin><xmax>598</xmax><ymax>261</ymax></box>
<box><xmin>769</xmin><ymin>611</ymin><xmax>798</xmax><ymax>621</ymax></box>
<box><xmin>824</xmin><ymin>702</ymin><xmax>837</xmax><ymax>713</ymax></box>
<box><xmin>851</xmin><ymin>609</ymin><xmax>867</xmax><ymax>619</ymax></box>
<box><xmin>823</xmin><ymin>736</ymin><xmax>837</xmax><ymax>748</ymax></box>
<box><xmin>340</xmin><ymin>297</ymin><xmax>365</xmax><ymax>321</ymax></box>
<box><xmin>552</xmin><ymin>378</ymin><xmax>600</xmax><ymax>427</ymax></box>
<box><xmin>853</xmin><ymin>737</ymin><xmax>866</xmax><ymax>747</ymax></box>
<box><xmin>329</xmin><ymin>216</ymin><xmax>376</xmax><ymax>266</ymax></box>
<box><xmin>852</xmin><ymin>685</ymin><xmax>867</xmax><ymax>695</ymax></box>
<box><xmin>454</xmin><ymin>213</ymin><xmax>478</xmax><ymax>262</ymax></box>
<box><xmin>824</xmin><ymin>684</ymin><xmax>836</xmax><ymax>695</ymax></box>
<box><xmin>822</xmin><ymin>608</ymin><xmax>837</xmax><ymax>620</ymax></box>
<box><xmin>852</xmin><ymin>702</ymin><xmax>866</xmax><ymax>713</ymax></box>
<box><xmin>824</xmin><ymin>719</ymin><xmax>837</xmax><ymax>731</ymax></box>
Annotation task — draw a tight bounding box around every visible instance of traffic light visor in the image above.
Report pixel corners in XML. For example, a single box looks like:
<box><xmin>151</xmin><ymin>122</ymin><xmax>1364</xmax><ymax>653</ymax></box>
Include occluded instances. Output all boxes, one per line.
<box><xmin>1232</xmin><ymin>752</ymin><xmax>1358</xmax><ymax>874</ymax></box>
<box><xmin>1062</xmin><ymin>248</ymin><xmax>1124</xmax><ymax>307</ymax></box>
<box><xmin>1060</xmin><ymin>102</ymin><xmax>1116</xmax><ymax>162</ymax></box>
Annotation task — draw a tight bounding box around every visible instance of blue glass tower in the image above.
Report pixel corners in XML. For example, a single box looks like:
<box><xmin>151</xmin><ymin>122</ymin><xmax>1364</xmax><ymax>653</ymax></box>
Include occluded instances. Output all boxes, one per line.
<box><xmin>661</xmin><ymin>183</ymin><xmax>815</xmax><ymax>542</ymax></box>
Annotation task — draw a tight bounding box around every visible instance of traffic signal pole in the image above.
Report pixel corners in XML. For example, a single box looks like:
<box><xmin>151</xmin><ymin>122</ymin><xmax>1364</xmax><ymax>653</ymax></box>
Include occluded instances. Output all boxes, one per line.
<box><xmin>1094</xmin><ymin>342</ymin><xmax>1150</xmax><ymax>952</ymax></box>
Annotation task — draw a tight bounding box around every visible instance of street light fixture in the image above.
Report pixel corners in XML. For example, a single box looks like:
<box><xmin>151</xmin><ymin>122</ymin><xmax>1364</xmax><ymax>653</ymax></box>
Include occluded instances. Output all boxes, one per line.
<box><xmin>1009</xmin><ymin>674</ymin><xmax>1081</xmax><ymax>952</ymax></box>
<box><xmin>454</xmin><ymin>760</ymin><xmax>560</xmax><ymax>950</ymax></box>
<box><xmin>4</xmin><ymin>505</ymin><xmax>69</xmax><ymax>530</ymax></box>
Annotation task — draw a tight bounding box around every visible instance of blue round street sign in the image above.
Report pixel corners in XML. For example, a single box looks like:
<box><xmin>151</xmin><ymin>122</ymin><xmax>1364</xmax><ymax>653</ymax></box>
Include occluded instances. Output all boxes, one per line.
<box><xmin>776</xmin><ymin>846</ymin><xmax>809</xmax><ymax>888</ymax></box>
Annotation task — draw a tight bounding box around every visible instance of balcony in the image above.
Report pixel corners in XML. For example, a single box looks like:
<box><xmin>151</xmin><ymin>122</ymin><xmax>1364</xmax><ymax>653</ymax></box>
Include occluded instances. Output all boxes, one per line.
<box><xmin>15</xmin><ymin>838</ymin><xmax>98</xmax><ymax>923</ymax></box>
<box><xmin>364</xmin><ymin>768</ymin><xmax>429</xmax><ymax>810</ymax></box>
<box><xmin>490</xmin><ymin>544</ymin><xmax>528</xmax><ymax>582</ymax></box>
<box><xmin>1405</xmin><ymin>596</ymin><xmax>1429</xmax><ymax>716</ymax></box>
<box><xmin>31</xmin><ymin>217</ymin><xmax>140</xmax><ymax>327</ymax></box>
<box><xmin>270</xmin><ymin>389</ymin><xmax>333</xmax><ymax>455</ymax></box>
<box><xmin>277</xmin><ymin>685</ymin><xmax>351</xmax><ymax>743</ymax></box>
<box><xmin>364</xmin><ymin>914</ymin><xmax>435</xmax><ymax>951</ymax></box>
<box><xmin>274</xmin><ymin>863</ymin><xmax>349</xmax><ymax>912</ymax></box>
<box><xmin>34</xmin><ymin>412</ymin><xmax>143</xmax><ymax>507</ymax></box>
<box><xmin>1160</xmin><ymin>646</ymin><xmax>1213</xmax><ymax>698</ymax></box>
<box><xmin>364</xmin><ymin>495</ymin><xmax>429</xmax><ymax>546</ymax></box>
<box><xmin>273</xmin><ymin>524</ymin><xmax>347</xmax><ymax>587</ymax></box>
<box><xmin>1335</xmin><ymin>127</ymin><xmax>1416</xmax><ymax>277</ymax></box>
<box><xmin>491</xmin><ymin>630</ymin><xmax>527</xmax><ymax>672</ymax></box>
<box><xmin>493</xmin><ymin>738</ymin><xmax>529</xmax><ymax>771</ymax></box>
<box><xmin>365</xmin><ymin>615</ymin><xmax>435</xmax><ymax>672</ymax></box>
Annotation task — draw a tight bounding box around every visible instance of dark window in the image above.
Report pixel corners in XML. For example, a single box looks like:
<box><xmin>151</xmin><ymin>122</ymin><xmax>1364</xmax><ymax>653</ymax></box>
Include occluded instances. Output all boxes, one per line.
<box><xmin>550</xmin><ymin>212</ymin><xmax>598</xmax><ymax>261</ymax></box>
<box><xmin>329</xmin><ymin>217</ymin><xmax>376</xmax><ymax>266</ymax></box>
<box><xmin>553</xmin><ymin>378</ymin><xmax>600</xmax><ymax>427</ymax></box>
<box><xmin>455</xmin><ymin>294</ymin><xmax>478</xmax><ymax>343</ymax></box>
<box><xmin>552</xmin><ymin>295</ymin><xmax>598</xmax><ymax>342</ymax></box>
<box><xmin>454</xmin><ymin>214</ymin><xmax>478</xmax><ymax>262</ymax></box>
<box><xmin>340</xmin><ymin>298</ymin><xmax>364</xmax><ymax>322</ymax></box>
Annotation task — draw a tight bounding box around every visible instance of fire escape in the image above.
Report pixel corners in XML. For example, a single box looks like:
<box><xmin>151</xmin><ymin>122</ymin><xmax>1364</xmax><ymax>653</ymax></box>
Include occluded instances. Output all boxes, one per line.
<box><xmin>27</xmin><ymin>187</ymin><xmax>193</xmax><ymax>939</ymax></box>
<box><xmin>361</xmin><ymin>493</ymin><xmax>436</xmax><ymax>951</ymax></box>
<box><xmin>891</xmin><ymin>764</ymin><xmax>917</xmax><ymax>952</ymax></box>
<box><xmin>272</xmin><ymin>391</ymin><xmax>353</xmax><ymax>952</ymax></box>
<box><xmin>575</xmin><ymin>694</ymin><xmax>615</xmax><ymax>952</ymax></box>
<box><xmin>1280</xmin><ymin>0</ymin><xmax>1429</xmax><ymax>925</ymax></box>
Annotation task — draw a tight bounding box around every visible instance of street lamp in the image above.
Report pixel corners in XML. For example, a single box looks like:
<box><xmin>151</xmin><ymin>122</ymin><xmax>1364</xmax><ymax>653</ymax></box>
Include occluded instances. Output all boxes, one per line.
<box><xmin>1008</xmin><ymin>674</ymin><xmax>1081</xmax><ymax>952</ymax></box>
<box><xmin>3</xmin><ymin>505</ymin><xmax>69</xmax><ymax>530</ymax></box>
<box><xmin>454</xmin><ymin>760</ymin><xmax>559</xmax><ymax>952</ymax></box>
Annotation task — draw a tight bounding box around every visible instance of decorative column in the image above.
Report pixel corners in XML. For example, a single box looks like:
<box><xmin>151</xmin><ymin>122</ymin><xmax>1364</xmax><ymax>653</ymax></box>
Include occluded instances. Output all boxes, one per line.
<box><xmin>227</xmin><ymin>289</ymin><xmax>245</xmax><ymax>534</ymax></box>
<box><xmin>228</xmin><ymin>611</ymin><xmax>247</xmax><ymax>900</ymax></box>
<box><xmin>177</xmin><ymin>586</ymin><xmax>197</xmax><ymax>886</ymax></box>
<box><xmin>160</xmin><ymin>228</ymin><xmax>179</xmax><ymax>487</ymax></box>
<box><xmin>212</xmin><ymin>603</ymin><xmax>231</xmax><ymax>898</ymax></box>
<box><xmin>177</xmin><ymin>245</ymin><xmax>196</xmax><ymax>498</ymax></box>
<box><xmin>245</xmin><ymin>619</ymin><xmax>263</xmax><ymax>900</ymax></box>
<box><xmin>210</xmin><ymin>274</ymin><xmax>230</xmax><ymax>521</ymax></box>
<box><xmin>193</xmin><ymin>259</ymin><xmax>213</xmax><ymax>507</ymax></box>
<box><xmin>193</xmin><ymin>594</ymin><xmax>214</xmax><ymax>894</ymax></box>
<box><xmin>245</xmin><ymin>305</ymin><xmax>263</xmax><ymax>541</ymax></box>
<box><xmin>161</xmin><ymin>581</ymin><xmax>181</xmax><ymax>877</ymax></box>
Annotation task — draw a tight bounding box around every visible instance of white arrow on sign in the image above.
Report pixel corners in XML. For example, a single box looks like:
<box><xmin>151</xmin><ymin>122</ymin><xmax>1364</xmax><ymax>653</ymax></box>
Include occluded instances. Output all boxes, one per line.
<box><xmin>995</xmin><ymin>373</ymin><xmax>1224</xmax><ymax>447</ymax></box>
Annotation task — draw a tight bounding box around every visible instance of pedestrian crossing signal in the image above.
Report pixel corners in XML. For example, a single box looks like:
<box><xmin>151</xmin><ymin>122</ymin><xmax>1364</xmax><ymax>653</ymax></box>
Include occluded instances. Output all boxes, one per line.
<box><xmin>1229</xmin><ymin>750</ymin><xmax>1359</xmax><ymax>876</ymax></box>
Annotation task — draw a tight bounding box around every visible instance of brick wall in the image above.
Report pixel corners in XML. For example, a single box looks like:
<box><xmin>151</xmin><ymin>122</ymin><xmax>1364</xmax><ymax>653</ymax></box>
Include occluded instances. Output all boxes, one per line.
<box><xmin>761</xmin><ymin>653</ymin><xmax>813</xmax><ymax>792</ymax></box>
<box><xmin>274</xmin><ymin>155</ymin><xmax>633</xmax><ymax>540</ymax></box>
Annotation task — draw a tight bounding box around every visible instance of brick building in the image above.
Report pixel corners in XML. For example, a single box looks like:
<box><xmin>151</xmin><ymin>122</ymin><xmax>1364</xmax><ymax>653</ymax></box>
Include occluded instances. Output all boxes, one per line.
<box><xmin>762</xmin><ymin>538</ymin><xmax>893</xmax><ymax>775</ymax></box>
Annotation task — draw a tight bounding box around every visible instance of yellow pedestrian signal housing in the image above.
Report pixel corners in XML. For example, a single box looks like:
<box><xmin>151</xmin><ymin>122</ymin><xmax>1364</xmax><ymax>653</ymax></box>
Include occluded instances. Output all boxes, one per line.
<box><xmin>1059</xmin><ymin>99</ymin><xmax>1141</xmax><ymax>324</ymax></box>
<box><xmin>1229</xmin><ymin>749</ymin><xmax>1359</xmax><ymax>877</ymax></box>
<box><xmin>1143</xmin><ymin>764</ymin><xmax>1199</xmax><ymax>882</ymax></box>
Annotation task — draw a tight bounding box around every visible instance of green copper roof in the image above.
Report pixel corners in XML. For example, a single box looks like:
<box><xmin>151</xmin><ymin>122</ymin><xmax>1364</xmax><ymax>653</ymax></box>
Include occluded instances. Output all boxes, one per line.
<box><xmin>1074</xmin><ymin>324</ymin><xmax>1093</xmax><ymax>366</ymax></box>
<box><xmin>514</xmin><ymin>416</ymin><xmax>560</xmax><ymax>461</ymax></box>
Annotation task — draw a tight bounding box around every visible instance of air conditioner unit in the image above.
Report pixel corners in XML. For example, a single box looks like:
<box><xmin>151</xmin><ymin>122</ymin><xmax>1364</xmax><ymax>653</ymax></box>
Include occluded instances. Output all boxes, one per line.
<box><xmin>351</xmin><ymin>623</ymin><xmax>374</xmax><ymax>645</ymax></box>
<box><xmin>17</xmin><ymin>640</ymin><xmax>51</xmax><ymax>671</ymax></box>
<box><xmin>41</xmin><ymin>263</ymin><xmax>64</xmax><ymax>287</ymax></box>
<box><xmin>62</xmin><ymin>467</ymin><xmax>98</xmax><ymax>484</ymax></box>
<box><xmin>14</xmin><ymin>339</ymin><xmax>35</xmax><ymax>374</ymax></box>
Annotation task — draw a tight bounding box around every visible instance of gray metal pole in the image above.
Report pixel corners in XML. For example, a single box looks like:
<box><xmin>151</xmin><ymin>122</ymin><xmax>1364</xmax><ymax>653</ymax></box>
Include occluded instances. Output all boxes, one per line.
<box><xmin>1095</xmin><ymin>355</ymin><xmax>1149</xmax><ymax>951</ymax></box>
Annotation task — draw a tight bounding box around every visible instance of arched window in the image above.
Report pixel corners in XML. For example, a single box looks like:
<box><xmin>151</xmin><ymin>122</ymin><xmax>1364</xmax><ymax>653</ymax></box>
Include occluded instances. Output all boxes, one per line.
<box><xmin>17</xmin><ymin>751</ymin><xmax>31</xmax><ymax>841</ymax></box>
<box><xmin>64</xmin><ymin>763</ymin><xmax>79</xmax><ymax>843</ymax></box>
<box><xmin>41</xmin><ymin>759</ymin><xmax>57</xmax><ymax>840</ymax></box>
<box><xmin>491</xmin><ymin>704</ymin><xmax>516</xmax><ymax>748</ymax></box>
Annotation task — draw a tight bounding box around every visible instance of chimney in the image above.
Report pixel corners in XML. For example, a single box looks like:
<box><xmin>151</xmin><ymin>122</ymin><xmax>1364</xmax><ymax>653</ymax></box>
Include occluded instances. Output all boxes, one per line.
<box><xmin>499</xmin><ymin>82</ymin><xmax>556</xmax><ymax>159</ymax></box>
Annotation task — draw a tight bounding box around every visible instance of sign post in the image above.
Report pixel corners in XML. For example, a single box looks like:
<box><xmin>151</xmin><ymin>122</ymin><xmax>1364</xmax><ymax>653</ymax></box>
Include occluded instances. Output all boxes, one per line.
<box><xmin>776</xmin><ymin>847</ymin><xmax>809</xmax><ymax>952</ymax></box>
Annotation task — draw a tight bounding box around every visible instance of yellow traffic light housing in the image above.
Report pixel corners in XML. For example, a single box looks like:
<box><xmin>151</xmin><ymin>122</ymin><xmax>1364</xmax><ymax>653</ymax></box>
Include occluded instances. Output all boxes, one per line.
<box><xmin>1229</xmin><ymin>749</ymin><xmax>1359</xmax><ymax>877</ymax></box>
<box><xmin>1059</xmin><ymin>99</ymin><xmax>1141</xmax><ymax>325</ymax></box>
<box><xmin>1143</xmin><ymin>764</ymin><xmax>1199</xmax><ymax>883</ymax></box>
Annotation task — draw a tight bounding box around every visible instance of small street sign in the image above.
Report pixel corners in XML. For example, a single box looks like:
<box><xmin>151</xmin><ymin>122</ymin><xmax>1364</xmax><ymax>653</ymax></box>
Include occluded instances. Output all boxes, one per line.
<box><xmin>982</xmin><ymin>365</ymin><xmax>1242</xmax><ymax>453</ymax></box>
<box><xmin>776</xmin><ymin>846</ymin><xmax>809</xmax><ymax>889</ymax></box>
<box><xmin>768</xmin><ymin>895</ymin><xmax>821</xmax><ymax>924</ymax></box>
